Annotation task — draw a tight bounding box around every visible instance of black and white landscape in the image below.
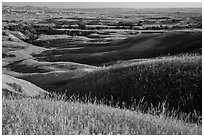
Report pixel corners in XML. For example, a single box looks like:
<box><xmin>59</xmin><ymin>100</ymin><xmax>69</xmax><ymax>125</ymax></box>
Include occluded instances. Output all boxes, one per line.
<box><xmin>2</xmin><ymin>2</ymin><xmax>202</xmax><ymax>135</ymax></box>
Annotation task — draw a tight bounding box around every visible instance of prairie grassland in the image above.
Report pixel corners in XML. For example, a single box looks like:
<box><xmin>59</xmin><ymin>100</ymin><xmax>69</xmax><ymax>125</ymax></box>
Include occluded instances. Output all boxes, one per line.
<box><xmin>2</xmin><ymin>96</ymin><xmax>202</xmax><ymax>135</ymax></box>
<box><xmin>55</xmin><ymin>54</ymin><xmax>202</xmax><ymax>119</ymax></box>
<box><xmin>2</xmin><ymin>54</ymin><xmax>202</xmax><ymax>135</ymax></box>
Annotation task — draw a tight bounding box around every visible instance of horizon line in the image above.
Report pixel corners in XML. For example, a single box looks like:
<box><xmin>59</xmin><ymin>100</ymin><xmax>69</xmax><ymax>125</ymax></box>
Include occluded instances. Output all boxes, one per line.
<box><xmin>3</xmin><ymin>2</ymin><xmax>202</xmax><ymax>9</ymax></box>
<box><xmin>3</xmin><ymin>4</ymin><xmax>202</xmax><ymax>9</ymax></box>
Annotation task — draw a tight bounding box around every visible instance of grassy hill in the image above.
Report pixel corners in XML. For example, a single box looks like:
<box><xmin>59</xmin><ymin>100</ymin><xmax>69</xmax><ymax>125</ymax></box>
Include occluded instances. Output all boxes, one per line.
<box><xmin>44</xmin><ymin>54</ymin><xmax>201</xmax><ymax>120</ymax></box>
<box><xmin>2</xmin><ymin>39</ymin><xmax>46</xmax><ymax>65</ymax></box>
<box><xmin>2</xmin><ymin>74</ymin><xmax>48</xmax><ymax>97</ymax></box>
<box><xmin>2</xmin><ymin>97</ymin><xmax>201</xmax><ymax>135</ymax></box>
<box><xmin>35</xmin><ymin>31</ymin><xmax>202</xmax><ymax>66</ymax></box>
<box><xmin>5</xmin><ymin>58</ymin><xmax>97</xmax><ymax>74</ymax></box>
<box><xmin>4</xmin><ymin>59</ymin><xmax>97</xmax><ymax>90</ymax></box>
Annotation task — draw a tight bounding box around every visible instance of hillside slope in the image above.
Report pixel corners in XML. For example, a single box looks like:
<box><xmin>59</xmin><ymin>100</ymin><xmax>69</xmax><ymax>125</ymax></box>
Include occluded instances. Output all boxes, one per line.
<box><xmin>3</xmin><ymin>59</ymin><xmax>97</xmax><ymax>90</ymax></box>
<box><xmin>35</xmin><ymin>31</ymin><xmax>202</xmax><ymax>66</ymax></box>
<box><xmin>2</xmin><ymin>74</ymin><xmax>49</xmax><ymax>97</ymax></box>
<box><xmin>45</xmin><ymin>54</ymin><xmax>202</xmax><ymax>116</ymax></box>
<box><xmin>2</xmin><ymin>97</ymin><xmax>201</xmax><ymax>135</ymax></box>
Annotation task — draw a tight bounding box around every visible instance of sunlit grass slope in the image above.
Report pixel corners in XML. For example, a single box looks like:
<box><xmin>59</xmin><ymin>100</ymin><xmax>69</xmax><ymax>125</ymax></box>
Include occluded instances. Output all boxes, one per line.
<box><xmin>2</xmin><ymin>97</ymin><xmax>201</xmax><ymax>135</ymax></box>
<box><xmin>55</xmin><ymin>54</ymin><xmax>202</xmax><ymax>117</ymax></box>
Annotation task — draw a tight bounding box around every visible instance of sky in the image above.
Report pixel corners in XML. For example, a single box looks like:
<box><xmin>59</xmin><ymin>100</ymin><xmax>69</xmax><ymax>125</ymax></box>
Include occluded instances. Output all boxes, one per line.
<box><xmin>3</xmin><ymin>2</ymin><xmax>202</xmax><ymax>9</ymax></box>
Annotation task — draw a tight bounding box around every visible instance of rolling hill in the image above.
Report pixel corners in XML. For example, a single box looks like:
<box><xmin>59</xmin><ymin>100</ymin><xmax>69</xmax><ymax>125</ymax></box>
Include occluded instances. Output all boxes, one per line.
<box><xmin>34</xmin><ymin>31</ymin><xmax>202</xmax><ymax>66</ymax></box>
<box><xmin>38</xmin><ymin>54</ymin><xmax>202</xmax><ymax>118</ymax></box>
<box><xmin>2</xmin><ymin>74</ymin><xmax>49</xmax><ymax>97</ymax></box>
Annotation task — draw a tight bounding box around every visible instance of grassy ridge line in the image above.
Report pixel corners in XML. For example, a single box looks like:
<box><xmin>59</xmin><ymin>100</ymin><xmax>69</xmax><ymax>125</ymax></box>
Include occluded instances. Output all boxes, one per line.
<box><xmin>2</xmin><ymin>97</ymin><xmax>201</xmax><ymax>135</ymax></box>
<box><xmin>54</xmin><ymin>54</ymin><xmax>202</xmax><ymax>116</ymax></box>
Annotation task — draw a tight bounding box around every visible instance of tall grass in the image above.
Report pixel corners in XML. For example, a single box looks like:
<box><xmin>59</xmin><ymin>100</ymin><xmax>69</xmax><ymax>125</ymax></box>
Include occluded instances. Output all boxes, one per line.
<box><xmin>53</xmin><ymin>54</ymin><xmax>202</xmax><ymax>120</ymax></box>
<box><xmin>2</xmin><ymin>96</ymin><xmax>202</xmax><ymax>135</ymax></box>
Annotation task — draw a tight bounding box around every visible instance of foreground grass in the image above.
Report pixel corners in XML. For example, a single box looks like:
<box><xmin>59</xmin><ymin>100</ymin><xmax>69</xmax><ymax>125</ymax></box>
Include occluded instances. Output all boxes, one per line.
<box><xmin>2</xmin><ymin>97</ymin><xmax>201</xmax><ymax>135</ymax></box>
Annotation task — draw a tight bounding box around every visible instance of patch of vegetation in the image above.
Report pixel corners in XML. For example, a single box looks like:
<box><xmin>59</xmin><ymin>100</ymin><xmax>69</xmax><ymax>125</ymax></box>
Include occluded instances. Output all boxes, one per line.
<box><xmin>7</xmin><ymin>83</ymin><xmax>23</xmax><ymax>93</ymax></box>
<box><xmin>2</xmin><ymin>96</ymin><xmax>201</xmax><ymax>135</ymax></box>
<box><xmin>8</xmin><ymin>23</ymin><xmax>39</xmax><ymax>41</ymax></box>
<box><xmin>52</xmin><ymin>54</ymin><xmax>202</xmax><ymax>121</ymax></box>
<box><xmin>2</xmin><ymin>53</ymin><xmax>16</xmax><ymax>58</ymax></box>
